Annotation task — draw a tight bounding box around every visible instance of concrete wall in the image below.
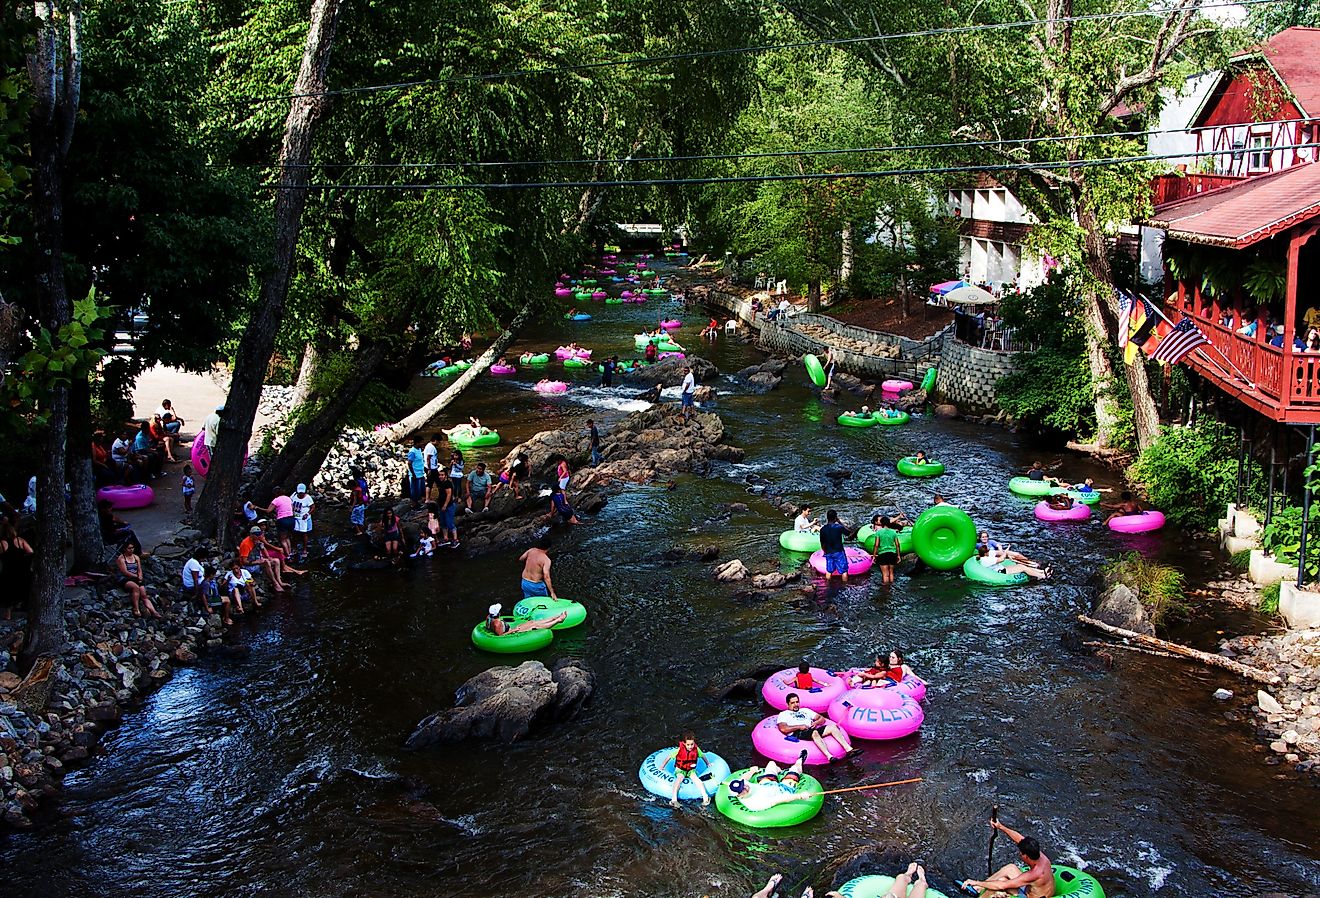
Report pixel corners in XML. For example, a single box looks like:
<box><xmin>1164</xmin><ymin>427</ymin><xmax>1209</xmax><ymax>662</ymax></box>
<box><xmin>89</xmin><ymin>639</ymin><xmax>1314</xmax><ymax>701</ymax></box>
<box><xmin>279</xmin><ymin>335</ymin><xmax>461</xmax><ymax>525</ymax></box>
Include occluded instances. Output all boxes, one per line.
<box><xmin>936</xmin><ymin>337</ymin><xmax>1021</xmax><ymax>413</ymax></box>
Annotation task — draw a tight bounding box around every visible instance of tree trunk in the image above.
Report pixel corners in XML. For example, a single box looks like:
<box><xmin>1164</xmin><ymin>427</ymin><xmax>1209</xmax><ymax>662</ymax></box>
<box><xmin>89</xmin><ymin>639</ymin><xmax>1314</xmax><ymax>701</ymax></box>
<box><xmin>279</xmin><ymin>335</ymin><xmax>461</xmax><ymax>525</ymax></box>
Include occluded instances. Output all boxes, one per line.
<box><xmin>807</xmin><ymin>278</ymin><xmax>821</xmax><ymax>314</ymax></box>
<box><xmin>193</xmin><ymin>0</ymin><xmax>344</xmax><ymax>545</ymax></box>
<box><xmin>1076</xmin><ymin>195</ymin><xmax>1161</xmax><ymax>450</ymax></box>
<box><xmin>252</xmin><ymin>339</ymin><xmax>389</xmax><ymax>499</ymax></box>
<box><xmin>289</xmin><ymin>339</ymin><xmax>322</xmax><ymax>408</ymax></box>
<box><xmin>375</xmin><ymin>305</ymin><xmax>535</xmax><ymax>444</ymax></box>
<box><xmin>66</xmin><ymin>380</ymin><xmax>103</xmax><ymax>571</ymax></box>
<box><xmin>21</xmin><ymin>0</ymin><xmax>82</xmax><ymax>671</ymax></box>
<box><xmin>839</xmin><ymin>221</ymin><xmax>855</xmax><ymax>297</ymax></box>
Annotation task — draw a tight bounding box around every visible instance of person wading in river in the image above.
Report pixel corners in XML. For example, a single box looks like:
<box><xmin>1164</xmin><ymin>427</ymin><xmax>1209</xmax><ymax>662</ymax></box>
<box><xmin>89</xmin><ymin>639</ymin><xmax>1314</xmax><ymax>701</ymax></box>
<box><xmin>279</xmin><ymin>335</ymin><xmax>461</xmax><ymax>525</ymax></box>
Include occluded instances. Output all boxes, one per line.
<box><xmin>962</xmin><ymin>816</ymin><xmax>1056</xmax><ymax>898</ymax></box>
<box><xmin>519</xmin><ymin>536</ymin><xmax>558</xmax><ymax>599</ymax></box>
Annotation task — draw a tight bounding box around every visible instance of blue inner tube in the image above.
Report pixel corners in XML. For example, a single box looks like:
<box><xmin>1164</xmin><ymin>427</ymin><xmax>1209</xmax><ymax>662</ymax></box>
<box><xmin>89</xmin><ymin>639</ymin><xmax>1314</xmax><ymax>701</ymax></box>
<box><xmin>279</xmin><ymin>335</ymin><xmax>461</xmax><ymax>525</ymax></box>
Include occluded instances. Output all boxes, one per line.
<box><xmin>637</xmin><ymin>748</ymin><xmax>731</xmax><ymax>801</ymax></box>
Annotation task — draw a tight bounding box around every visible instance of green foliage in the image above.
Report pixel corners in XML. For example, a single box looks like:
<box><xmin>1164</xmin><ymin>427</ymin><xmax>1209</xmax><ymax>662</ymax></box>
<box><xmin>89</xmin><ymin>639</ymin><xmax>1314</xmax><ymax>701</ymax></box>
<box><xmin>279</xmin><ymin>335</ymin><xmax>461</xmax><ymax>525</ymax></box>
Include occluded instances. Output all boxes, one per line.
<box><xmin>1165</xmin><ymin>242</ymin><xmax>1286</xmax><ymax>306</ymax></box>
<box><xmin>1101</xmin><ymin>552</ymin><xmax>1189</xmax><ymax>629</ymax></box>
<box><xmin>3</xmin><ymin>291</ymin><xmax>111</xmax><ymax>431</ymax></box>
<box><xmin>1230</xmin><ymin>548</ymin><xmax>1252</xmax><ymax>572</ymax></box>
<box><xmin>994</xmin><ymin>280</ymin><xmax>1094</xmax><ymax>435</ymax></box>
<box><xmin>1260</xmin><ymin>505</ymin><xmax>1320</xmax><ymax>581</ymax></box>
<box><xmin>1130</xmin><ymin>420</ymin><xmax>1256</xmax><ymax>530</ymax></box>
<box><xmin>1259</xmin><ymin>582</ymin><xmax>1281</xmax><ymax>616</ymax></box>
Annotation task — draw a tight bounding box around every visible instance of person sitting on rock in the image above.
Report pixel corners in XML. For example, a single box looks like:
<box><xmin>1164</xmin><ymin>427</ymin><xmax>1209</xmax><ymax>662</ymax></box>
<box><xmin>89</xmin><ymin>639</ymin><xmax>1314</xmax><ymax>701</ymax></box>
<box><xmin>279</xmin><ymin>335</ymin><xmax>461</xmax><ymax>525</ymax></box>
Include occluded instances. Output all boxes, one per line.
<box><xmin>225</xmin><ymin>558</ymin><xmax>261</xmax><ymax>613</ymax></box>
<box><xmin>1102</xmin><ymin>491</ymin><xmax>1144</xmax><ymax>524</ymax></box>
<box><xmin>483</xmin><ymin>603</ymin><xmax>566</xmax><ymax>636</ymax></box>
<box><xmin>726</xmin><ymin>753</ymin><xmax>811</xmax><ymax>810</ymax></box>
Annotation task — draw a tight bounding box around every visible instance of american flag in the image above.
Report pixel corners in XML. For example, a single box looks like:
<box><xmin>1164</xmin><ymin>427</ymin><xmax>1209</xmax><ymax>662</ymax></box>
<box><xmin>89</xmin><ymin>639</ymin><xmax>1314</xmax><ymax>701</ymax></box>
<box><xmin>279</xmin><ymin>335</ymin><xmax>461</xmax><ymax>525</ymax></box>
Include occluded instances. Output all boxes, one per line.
<box><xmin>1151</xmin><ymin>317</ymin><xmax>1210</xmax><ymax>364</ymax></box>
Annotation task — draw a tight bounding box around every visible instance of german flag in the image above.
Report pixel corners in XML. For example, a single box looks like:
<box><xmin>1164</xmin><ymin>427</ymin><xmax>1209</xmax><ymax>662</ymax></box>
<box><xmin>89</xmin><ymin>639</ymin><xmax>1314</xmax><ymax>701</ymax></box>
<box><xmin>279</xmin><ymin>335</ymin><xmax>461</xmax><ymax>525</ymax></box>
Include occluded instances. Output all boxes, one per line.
<box><xmin>1123</xmin><ymin>296</ymin><xmax>1170</xmax><ymax>365</ymax></box>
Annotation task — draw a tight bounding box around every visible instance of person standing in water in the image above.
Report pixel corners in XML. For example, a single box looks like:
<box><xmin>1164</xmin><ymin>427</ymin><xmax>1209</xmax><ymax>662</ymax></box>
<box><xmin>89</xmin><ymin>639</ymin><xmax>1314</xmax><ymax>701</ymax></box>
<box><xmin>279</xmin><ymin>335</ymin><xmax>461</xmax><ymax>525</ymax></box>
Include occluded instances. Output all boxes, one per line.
<box><xmin>518</xmin><ymin>535</ymin><xmax>558</xmax><ymax>599</ymax></box>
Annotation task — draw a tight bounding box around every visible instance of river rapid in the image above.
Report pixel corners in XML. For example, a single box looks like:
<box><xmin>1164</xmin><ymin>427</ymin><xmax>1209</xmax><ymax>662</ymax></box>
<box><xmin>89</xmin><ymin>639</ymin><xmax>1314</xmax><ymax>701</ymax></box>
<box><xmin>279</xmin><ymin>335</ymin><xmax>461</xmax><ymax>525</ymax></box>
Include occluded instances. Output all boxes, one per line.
<box><xmin>4</xmin><ymin>264</ymin><xmax>1319</xmax><ymax>897</ymax></box>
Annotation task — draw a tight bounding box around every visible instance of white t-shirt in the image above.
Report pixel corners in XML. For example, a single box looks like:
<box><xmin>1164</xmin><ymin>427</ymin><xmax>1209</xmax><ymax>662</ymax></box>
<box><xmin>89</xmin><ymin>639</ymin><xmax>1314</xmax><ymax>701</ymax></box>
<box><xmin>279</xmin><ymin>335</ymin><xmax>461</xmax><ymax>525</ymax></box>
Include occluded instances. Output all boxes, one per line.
<box><xmin>449</xmin><ymin>458</ymin><xmax>464</xmax><ymax>479</ymax></box>
<box><xmin>776</xmin><ymin>708</ymin><xmax>814</xmax><ymax>729</ymax></box>
<box><xmin>242</xmin><ymin>501</ymin><xmax>259</xmax><ymax>522</ymax></box>
<box><xmin>181</xmin><ymin>558</ymin><xmax>205</xmax><ymax>589</ymax></box>
<box><xmin>111</xmin><ymin>438</ymin><xmax>131</xmax><ymax>463</ymax></box>
<box><xmin>423</xmin><ymin>441</ymin><xmax>438</xmax><ymax>471</ymax></box>
<box><xmin>225</xmin><ymin>569</ymin><xmax>254</xmax><ymax>590</ymax></box>
<box><xmin>417</xmin><ymin>535</ymin><xmax>435</xmax><ymax>553</ymax></box>
<box><xmin>681</xmin><ymin>372</ymin><xmax>696</xmax><ymax>396</ymax></box>
<box><xmin>291</xmin><ymin>494</ymin><xmax>315</xmax><ymax>532</ymax></box>
<box><xmin>739</xmin><ymin>779</ymin><xmax>796</xmax><ymax>812</ymax></box>
<box><xmin>794</xmin><ymin>514</ymin><xmax>813</xmax><ymax>533</ymax></box>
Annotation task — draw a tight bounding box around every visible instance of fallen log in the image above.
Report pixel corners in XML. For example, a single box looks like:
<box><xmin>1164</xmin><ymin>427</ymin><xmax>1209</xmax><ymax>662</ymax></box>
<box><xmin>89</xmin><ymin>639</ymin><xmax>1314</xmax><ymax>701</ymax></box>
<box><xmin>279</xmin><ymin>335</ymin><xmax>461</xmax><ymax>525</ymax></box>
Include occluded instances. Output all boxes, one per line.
<box><xmin>1077</xmin><ymin>614</ymin><xmax>1280</xmax><ymax>685</ymax></box>
<box><xmin>1082</xmin><ymin>640</ymin><xmax>1178</xmax><ymax>660</ymax></box>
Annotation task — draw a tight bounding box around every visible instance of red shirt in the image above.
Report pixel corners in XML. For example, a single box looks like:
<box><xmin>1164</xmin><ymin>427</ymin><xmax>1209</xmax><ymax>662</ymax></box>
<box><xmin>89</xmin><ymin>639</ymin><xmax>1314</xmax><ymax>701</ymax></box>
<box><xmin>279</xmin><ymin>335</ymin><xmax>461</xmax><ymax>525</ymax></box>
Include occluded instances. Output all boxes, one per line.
<box><xmin>793</xmin><ymin>671</ymin><xmax>814</xmax><ymax>689</ymax></box>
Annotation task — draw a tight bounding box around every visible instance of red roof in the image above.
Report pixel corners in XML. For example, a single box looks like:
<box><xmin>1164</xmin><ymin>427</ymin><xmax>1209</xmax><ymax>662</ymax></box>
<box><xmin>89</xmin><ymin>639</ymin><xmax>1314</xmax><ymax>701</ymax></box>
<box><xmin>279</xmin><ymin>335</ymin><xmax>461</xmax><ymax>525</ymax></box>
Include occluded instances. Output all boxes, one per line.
<box><xmin>1146</xmin><ymin>161</ymin><xmax>1320</xmax><ymax>247</ymax></box>
<box><xmin>1254</xmin><ymin>27</ymin><xmax>1320</xmax><ymax>117</ymax></box>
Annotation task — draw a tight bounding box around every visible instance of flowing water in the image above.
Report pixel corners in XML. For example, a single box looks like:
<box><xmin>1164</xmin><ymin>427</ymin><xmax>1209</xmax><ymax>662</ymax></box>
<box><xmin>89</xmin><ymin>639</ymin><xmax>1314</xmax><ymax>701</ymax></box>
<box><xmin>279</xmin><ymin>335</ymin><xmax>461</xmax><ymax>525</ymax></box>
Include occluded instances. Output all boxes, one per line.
<box><xmin>4</xmin><ymin>265</ymin><xmax>1319</xmax><ymax>897</ymax></box>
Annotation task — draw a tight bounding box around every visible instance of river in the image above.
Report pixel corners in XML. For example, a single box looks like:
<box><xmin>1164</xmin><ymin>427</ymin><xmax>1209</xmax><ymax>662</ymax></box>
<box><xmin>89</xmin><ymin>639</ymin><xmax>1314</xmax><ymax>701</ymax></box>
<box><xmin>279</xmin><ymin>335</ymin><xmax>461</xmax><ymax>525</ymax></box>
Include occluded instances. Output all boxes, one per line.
<box><xmin>3</xmin><ymin>261</ymin><xmax>1318</xmax><ymax>898</ymax></box>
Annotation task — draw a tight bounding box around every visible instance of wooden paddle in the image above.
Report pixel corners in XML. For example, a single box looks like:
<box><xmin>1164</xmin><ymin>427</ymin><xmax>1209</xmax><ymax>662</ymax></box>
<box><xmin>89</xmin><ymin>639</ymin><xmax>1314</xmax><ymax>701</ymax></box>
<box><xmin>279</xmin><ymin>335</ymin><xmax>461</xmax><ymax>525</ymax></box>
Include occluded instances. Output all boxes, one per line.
<box><xmin>788</xmin><ymin>776</ymin><xmax>923</xmax><ymax>799</ymax></box>
<box><xmin>987</xmin><ymin>805</ymin><xmax>999</xmax><ymax>876</ymax></box>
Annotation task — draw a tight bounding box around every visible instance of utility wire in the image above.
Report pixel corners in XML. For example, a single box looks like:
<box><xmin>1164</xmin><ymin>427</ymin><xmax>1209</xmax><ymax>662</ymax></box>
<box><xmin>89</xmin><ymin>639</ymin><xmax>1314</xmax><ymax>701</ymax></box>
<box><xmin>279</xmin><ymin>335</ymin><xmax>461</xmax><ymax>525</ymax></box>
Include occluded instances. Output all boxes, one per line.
<box><xmin>228</xmin><ymin>0</ymin><xmax>1271</xmax><ymax>106</ymax></box>
<box><xmin>281</xmin><ymin>118</ymin><xmax>1317</xmax><ymax>172</ymax></box>
<box><xmin>261</xmin><ymin>139</ymin><xmax>1320</xmax><ymax>191</ymax></box>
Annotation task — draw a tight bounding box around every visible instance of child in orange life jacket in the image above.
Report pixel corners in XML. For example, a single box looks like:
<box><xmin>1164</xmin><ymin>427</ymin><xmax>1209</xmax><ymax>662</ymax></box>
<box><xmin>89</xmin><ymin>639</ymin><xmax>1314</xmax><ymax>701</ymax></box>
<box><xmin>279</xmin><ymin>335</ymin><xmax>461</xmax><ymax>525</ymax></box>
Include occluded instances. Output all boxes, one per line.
<box><xmin>782</xmin><ymin>661</ymin><xmax>821</xmax><ymax>691</ymax></box>
<box><xmin>669</xmin><ymin>731</ymin><xmax>711</xmax><ymax>808</ymax></box>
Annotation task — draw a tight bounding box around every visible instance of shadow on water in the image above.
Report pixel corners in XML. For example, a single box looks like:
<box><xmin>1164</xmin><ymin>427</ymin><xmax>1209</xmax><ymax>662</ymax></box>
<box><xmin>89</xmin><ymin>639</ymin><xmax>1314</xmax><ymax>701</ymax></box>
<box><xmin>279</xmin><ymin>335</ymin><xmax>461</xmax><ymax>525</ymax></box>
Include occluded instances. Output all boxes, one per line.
<box><xmin>3</xmin><ymin>263</ymin><xmax>1318</xmax><ymax>898</ymax></box>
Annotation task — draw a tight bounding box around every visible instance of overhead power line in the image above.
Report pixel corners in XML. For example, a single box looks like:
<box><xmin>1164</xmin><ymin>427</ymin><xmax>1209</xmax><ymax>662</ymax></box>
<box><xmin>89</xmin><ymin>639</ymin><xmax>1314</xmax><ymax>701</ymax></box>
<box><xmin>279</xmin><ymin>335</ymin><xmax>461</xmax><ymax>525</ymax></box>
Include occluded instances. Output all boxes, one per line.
<box><xmin>260</xmin><ymin>140</ymin><xmax>1320</xmax><ymax>191</ymax></box>
<box><xmin>285</xmin><ymin>118</ymin><xmax>1317</xmax><ymax>172</ymax></box>
<box><xmin>230</xmin><ymin>0</ymin><xmax>1271</xmax><ymax>106</ymax></box>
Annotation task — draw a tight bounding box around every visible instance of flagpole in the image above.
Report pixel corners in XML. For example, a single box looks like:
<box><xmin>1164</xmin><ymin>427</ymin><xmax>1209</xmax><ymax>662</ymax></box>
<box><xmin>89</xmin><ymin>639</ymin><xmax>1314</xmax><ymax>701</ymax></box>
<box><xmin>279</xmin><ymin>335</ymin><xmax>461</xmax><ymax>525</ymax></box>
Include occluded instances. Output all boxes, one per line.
<box><xmin>1145</xmin><ymin>297</ymin><xmax>1257</xmax><ymax>388</ymax></box>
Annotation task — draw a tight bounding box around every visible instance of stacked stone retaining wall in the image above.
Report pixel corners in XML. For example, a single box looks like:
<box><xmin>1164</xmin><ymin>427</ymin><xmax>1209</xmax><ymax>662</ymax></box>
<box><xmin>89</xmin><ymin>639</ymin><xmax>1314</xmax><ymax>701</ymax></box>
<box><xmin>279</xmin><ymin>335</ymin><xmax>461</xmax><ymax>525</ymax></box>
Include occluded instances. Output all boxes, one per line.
<box><xmin>936</xmin><ymin>337</ymin><xmax>1020</xmax><ymax>413</ymax></box>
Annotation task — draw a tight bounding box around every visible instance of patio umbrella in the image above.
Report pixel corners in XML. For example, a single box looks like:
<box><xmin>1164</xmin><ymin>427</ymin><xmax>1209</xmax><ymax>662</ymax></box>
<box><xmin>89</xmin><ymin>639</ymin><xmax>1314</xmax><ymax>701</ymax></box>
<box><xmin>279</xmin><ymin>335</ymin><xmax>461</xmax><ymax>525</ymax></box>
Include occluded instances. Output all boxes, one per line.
<box><xmin>930</xmin><ymin>279</ymin><xmax>969</xmax><ymax>295</ymax></box>
<box><xmin>943</xmin><ymin>285</ymin><xmax>997</xmax><ymax>306</ymax></box>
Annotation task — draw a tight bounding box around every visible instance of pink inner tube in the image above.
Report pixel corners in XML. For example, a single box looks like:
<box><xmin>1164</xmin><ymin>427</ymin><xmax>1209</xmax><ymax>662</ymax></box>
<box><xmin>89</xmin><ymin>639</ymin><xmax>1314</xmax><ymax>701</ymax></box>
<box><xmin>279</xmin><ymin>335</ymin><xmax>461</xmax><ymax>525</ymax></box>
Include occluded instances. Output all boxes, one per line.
<box><xmin>591</xmin><ymin>291</ymin><xmax>608</xmax><ymax>299</ymax></box>
<box><xmin>535</xmin><ymin>380</ymin><xmax>569</xmax><ymax>393</ymax></box>
<box><xmin>1107</xmin><ymin>509</ymin><xmax>1166</xmax><ymax>533</ymax></box>
<box><xmin>96</xmin><ymin>483</ymin><xmax>155</xmax><ymax>510</ymax></box>
<box><xmin>191</xmin><ymin>439</ymin><xmax>248</xmax><ymax>477</ymax></box>
<box><xmin>882</xmin><ymin>379</ymin><xmax>915</xmax><ymax>393</ymax></box>
<box><xmin>554</xmin><ymin>347</ymin><xmax>592</xmax><ymax>359</ymax></box>
<box><xmin>839</xmin><ymin>671</ymin><xmax>928</xmax><ymax>703</ymax></box>
<box><xmin>599</xmin><ymin>269</ymin><xmax>617</xmax><ymax>275</ymax></box>
<box><xmin>751</xmin><ymin>715</ymin><xmax>845</xmax><ymax>766</ymax></box>
<box><xmin>625</xmin><ymin>296</ymin><xmax>647</xmax><ymax>303</ymax></box>
<box><xmin>762</xmin><ymin>667</ymin><xmax>847</xmax><ymax>713</ymax></box>
<box><xmin>808</xmin><ymin>546</ymin><xmax>874</xmax><ymax>576</ymax></box>
<box><xmin>554</xmin><ymin>288</ymin><xmax>572</xmax><ymax>297</ymax></box>
<box><xmin>660</xmin><ymin>320</ymin><xmax>682</xmax><ymax>328</ymax></box>
<box><xmin>490</xmin><ymin>364</ymin><xmax>517</xmax><ymax>375</ymax></box>
<box><xmin>1034</xmin><ymin>500</ymin><xmax>1093</xmax><ymax>522</ymax></box>
<box><xmin>620</xmin><ymin>290</ymin><xmax>635</xmax><ymax>298</ymax></box>
<box><xmin>827</xmin><ymin>688</ymin><xmax>924</xmax><ymax>740</ymax></box>
<box><xmin>658</xmin><ymin>352</ymin><xmax>685</xmax><ymax>360</ymax></box>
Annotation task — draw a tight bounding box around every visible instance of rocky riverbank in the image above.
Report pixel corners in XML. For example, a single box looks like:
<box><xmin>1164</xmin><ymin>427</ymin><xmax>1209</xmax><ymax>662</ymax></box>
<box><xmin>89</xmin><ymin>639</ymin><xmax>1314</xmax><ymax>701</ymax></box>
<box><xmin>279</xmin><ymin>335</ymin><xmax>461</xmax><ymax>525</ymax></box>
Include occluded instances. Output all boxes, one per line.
<box><xmin>1222</xmin><ymin>627</ymin><xmax>1320</xmax><ymax>771</ymax></box>
<box><xmin>0</xmin><ymin>526</ymin><xmax>243</xmax><ymax>830</ymax></box>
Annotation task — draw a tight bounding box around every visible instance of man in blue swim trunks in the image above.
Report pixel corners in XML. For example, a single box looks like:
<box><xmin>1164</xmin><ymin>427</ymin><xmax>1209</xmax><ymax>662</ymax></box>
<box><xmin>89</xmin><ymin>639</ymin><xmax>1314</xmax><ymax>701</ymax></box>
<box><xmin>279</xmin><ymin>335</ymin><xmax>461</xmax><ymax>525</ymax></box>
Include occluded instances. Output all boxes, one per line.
<box><xmin>818</xmin><ymin>509</ymin><xmax>852</xmax><ymax>582</ymax></box>
<box><xmin>518</xmin><ymin>536</ymin><xmax>558</xmax><ymax>600</ymax></box>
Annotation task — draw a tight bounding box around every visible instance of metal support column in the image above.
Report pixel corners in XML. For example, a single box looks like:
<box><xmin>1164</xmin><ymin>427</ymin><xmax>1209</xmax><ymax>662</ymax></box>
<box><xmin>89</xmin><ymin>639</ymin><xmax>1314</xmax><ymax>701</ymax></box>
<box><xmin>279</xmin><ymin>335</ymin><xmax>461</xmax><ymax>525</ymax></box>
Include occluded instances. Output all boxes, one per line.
<box><xmin>1299</xmin><ymin>425</ymin><xmax>1316</xmax><ymax>588</ymax></box>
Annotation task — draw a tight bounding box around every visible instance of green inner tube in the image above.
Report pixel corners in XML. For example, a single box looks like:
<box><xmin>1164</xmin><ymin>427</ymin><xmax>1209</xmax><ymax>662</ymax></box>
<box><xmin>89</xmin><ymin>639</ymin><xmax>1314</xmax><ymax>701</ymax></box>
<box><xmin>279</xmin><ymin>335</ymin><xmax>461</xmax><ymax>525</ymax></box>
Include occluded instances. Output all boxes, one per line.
<box><xmin>573</xmin><ymin>291</ymin><xmax>593</xmax><ymax>301</ymax></box>
<box><xmin>803</xmin><ymin>354</ymin><xmax>826</xmax><ymax>387</ymax></box>
<box><xmin>856</xmin><ymin>525</ymin><xmax>913</xmax><ymax>554</ymax></box>
<box><xmin>839</xmin><ymin>875</ymin><xmax>953</xmax><ymax>898</ymax></box>
<box><xmin>714</xmin><ymin>767</ymin><xmax>824</xmax><ymax>828</ymax></box>
<box><xmin>1043</xmin><ymin>865</ymin><xmax>1106</xmax><ymax>898</ymax></box>
<box><xmin>910</xmin><ymin>505</ymin><xmax>977</xmax><ymax>570</ymax></box>
<box><xmin>563</xmin><ymin>357</ymin><xmax>592</xmax><ymax>368</ymax></box>
<box><xmin>447</xmin><ymin>428</ymin><xmax>500</xmax><ymax>448</ymax></box>
<box><xmin>520</xmin><ymin>353</ymin><xmax>550</xmax><ymax>365</ymax></box>
<box><xmin>1067</xmin><ymin>489</ymin><xmax>1102</xmax><ymax>505</ymax></box>
<box><xmin>874</xmin><ymin>410</ymin><xmax>910</xmax><ymax>426</ymax></box>
<box><xmin>470</xmin><ymin>619</ymin><xmax>554</xmax><ymax>653</ymax></box>
<box><xmin>579</xmin><ymin>278</ymin><xmax>597</xmax><ymax>285</ymax></box>
<box><xmin>962</xmin><ymin>555</ymin><xmax>1030</xmax><ymax>586</ymax></box>
<box><xmin>1008</xmin><ymin>476</ymin><xmax>1064</xmax><ymax>497</ymax></box>
<box><xmin>634</xmin><ymin>336</ymin><xmax>682</xmax><ymax>351</ymax></box>
<box><xmin>920</xmin><ymin>367</ymin><xmax>938</xmax><ymax>392</ymax></box>
<box><xmin>779</xmin><ymin>529</ymin><xmax>821</xmax><ymax>553</ymax></box>
<box><xmin>453</xmin><ymin>360</ymin><xmax>472</xmax><ymax>370</ymax></box>
<box><xmin>512</xmin><ymin>596</ymin><xmax>587</xmax><ymax>630</ymax></box>
<box><xmin>605</xmin><ymin>297</ymin><xmax>624</xmax><ymax>304</ymax></box>
<box><xmin>643</xmin><ymin>288</ymin><xmax>668</xmax><ymax>296</ymax></box>
<box><xmin>897</xmin><ymin>456</ymin><xmax>944</xmax><ymax>477</ymax></box>
<box><xmin>838</xmin><ymin>412</ymin><xmax>878</xmax><ymax>427</ymax></box>
<box><xmin>421</xmin><ymin>364</ymin><xmax>460</xmax><ymax>377</ymax></box>
<box><xmin>639</xmin><ymin>269</ymin><xmax>657</xmax><ymax>278</ymax></box>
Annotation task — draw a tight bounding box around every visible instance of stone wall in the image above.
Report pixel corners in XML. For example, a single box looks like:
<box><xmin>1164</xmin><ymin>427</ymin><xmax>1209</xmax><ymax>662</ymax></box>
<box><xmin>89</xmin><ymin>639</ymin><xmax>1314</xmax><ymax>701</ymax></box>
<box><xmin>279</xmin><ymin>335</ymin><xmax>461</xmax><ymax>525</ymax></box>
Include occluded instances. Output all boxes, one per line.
<box><xmin>936</xmin><ymin>337</ymin><xmax>1020</xmax><ymax>413</ymax></box>
<box><xmin>704</xmin><ymin>290</ymin><xmax>945</xmax><ymax>380</ymax></box>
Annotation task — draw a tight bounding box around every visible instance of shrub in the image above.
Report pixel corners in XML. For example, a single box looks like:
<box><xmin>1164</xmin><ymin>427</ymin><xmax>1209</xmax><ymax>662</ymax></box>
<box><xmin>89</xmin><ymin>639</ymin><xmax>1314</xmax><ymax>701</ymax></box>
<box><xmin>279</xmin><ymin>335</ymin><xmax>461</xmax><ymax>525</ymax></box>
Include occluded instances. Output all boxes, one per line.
<box><xmin>1230</xmin><ymin>548</ymin><xmax>1251</xmax><ymax>572</ymax></box>
<box><xmin>1129</xmin><ymin>420</ymin><xmax>1258</xmax><ymax>530</ymax></box>
<box><xmin>1259</xmin><ymin>582</ymin><xmax>1281</xmax><ymax>615</ymax></box>
<box><xmin>1259</xmin><ymin>505</ymin><xmax>1320</xmax><ymax>581</ymax></box>
<box><xmin>1100</xmin><ymin>551</ymin><xmax>1189</xmax><ymax>629</ymax></box>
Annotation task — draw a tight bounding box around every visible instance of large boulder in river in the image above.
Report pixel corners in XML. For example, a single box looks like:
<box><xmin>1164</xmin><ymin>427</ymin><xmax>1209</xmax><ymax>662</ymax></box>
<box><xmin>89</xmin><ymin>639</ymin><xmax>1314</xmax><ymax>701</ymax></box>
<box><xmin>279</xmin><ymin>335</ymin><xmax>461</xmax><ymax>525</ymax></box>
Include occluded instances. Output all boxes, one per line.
<box><xmin>404</xmin><ymin>659</ymin><xmax>595</xmax><ymax>747</ymax></box>
<box><xmin>1092</xmin><ymin>581</ymin><xmax>1154</xmax><ymax>635</ymax></box>
<box><xmin>624</xmin><ymin>354</ymin><xmax>718</xmax><ymax>387</ymax></box>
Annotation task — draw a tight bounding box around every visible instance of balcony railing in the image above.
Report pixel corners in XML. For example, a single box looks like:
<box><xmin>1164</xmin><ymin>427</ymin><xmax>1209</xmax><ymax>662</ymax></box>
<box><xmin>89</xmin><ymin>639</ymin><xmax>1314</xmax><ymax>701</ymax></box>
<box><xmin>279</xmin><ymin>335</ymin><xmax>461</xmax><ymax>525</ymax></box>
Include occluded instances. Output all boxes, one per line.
<box><xmin>1151</xmin><ymin>172</ymin><xmax>1248</xmax><ymax>208</ymax></box>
